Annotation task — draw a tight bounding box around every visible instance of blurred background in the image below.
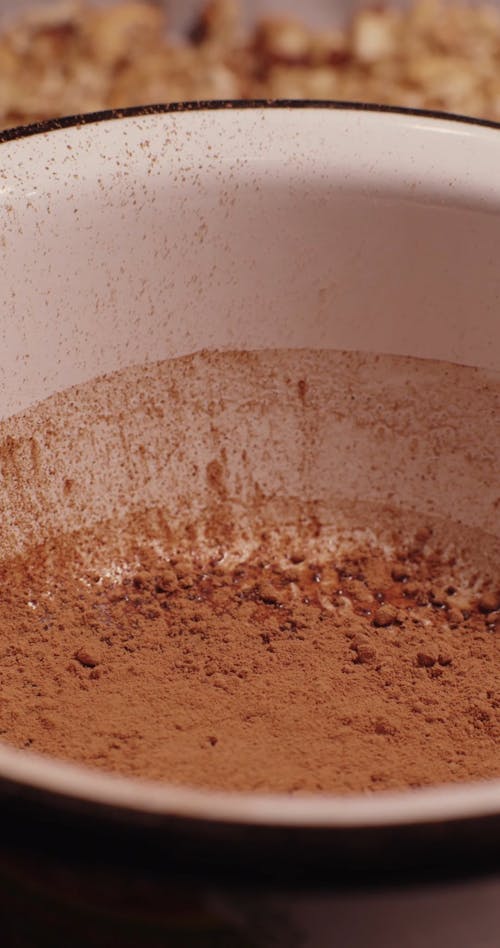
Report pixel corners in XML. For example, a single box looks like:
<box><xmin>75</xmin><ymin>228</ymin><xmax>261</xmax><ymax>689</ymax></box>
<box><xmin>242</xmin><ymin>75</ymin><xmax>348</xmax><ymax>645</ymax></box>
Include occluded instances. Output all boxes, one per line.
<box><xmin>1</xmin><ymin>0</ymin><xmax>500</xmax><ymax>128</ymax></box>
<box><xmin>0</xmin><ymin>1</ymin><xmax>400</xmax><ymax>32</ymax></box>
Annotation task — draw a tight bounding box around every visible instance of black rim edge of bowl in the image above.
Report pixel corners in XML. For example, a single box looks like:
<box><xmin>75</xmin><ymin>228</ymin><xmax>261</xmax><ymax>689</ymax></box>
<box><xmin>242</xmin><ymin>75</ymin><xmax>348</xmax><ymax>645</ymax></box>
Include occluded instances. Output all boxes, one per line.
<box><xmin>1</xmin><ymin>98</ymin><xmax>500</xmax><ymax>143</ymax></box>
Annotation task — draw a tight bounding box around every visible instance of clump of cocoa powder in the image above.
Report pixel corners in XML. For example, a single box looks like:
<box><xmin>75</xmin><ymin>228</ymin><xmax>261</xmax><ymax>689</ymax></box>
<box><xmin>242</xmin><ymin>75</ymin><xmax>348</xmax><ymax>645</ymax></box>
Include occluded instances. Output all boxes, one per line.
<box><xmin>0</xmin><ymin>515</ymin><xmax>498</xmax><ymax>794</ymax></box>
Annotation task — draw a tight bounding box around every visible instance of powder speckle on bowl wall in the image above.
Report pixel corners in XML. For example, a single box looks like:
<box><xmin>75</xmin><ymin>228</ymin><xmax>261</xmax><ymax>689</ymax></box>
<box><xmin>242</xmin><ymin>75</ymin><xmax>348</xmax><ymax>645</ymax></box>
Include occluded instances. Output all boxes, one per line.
<box><xmin>0</xmin><ymin>348</ymin><xmax>497</xmax><ymax>795</ymax></box>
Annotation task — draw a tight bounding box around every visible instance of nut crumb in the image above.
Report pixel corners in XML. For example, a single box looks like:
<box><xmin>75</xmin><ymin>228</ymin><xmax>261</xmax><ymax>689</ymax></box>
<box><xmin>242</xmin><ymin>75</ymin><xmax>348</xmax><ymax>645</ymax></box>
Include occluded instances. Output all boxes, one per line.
<box><xmin>478</xmin><ymin>591</ymin><xmax>500</xmax><ymax>614</ymax></box>
<box><xmin>74</xmin><ymin>648</ymin><xmax>99</xmax><ymax>668</ymax></box>
<box><xmin>417</xmin><ymin>651</ymin><xmax>437</xmax><ymax>668</ymax></box>
<box><xmin>373</xmin><ymin>604</ymin><xmax>398</xmax><ymax>627</ymax></box>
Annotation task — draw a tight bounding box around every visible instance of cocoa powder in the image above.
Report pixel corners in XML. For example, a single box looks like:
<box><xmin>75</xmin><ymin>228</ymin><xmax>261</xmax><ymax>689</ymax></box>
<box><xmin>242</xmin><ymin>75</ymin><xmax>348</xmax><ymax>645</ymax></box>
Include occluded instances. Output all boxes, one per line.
<box><xmin>0</xmin><ymin>512</ymin><xmax>498</xmax><ymax>794</ymax></box>
<box><xmin>0</xmin><ymin>347</ymin><xmax>497</xmax><ymax>795</ymax></box>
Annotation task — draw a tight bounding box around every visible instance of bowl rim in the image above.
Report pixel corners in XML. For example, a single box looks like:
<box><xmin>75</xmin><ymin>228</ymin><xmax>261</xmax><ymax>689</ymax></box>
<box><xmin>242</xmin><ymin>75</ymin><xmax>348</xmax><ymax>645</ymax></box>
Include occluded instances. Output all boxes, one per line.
<box><xmin>2</xmin><ymin>739</ymin><xmax>500</xmax><ymax>829</ymax></box>
<box><xmin>1</xmin><ymin>97</ymin><xmax>500</xmax><ymax>146</ymax></box>
<box><xmin>0</xmin><ymin>98</ymin><xmax>499</xmax><ymax>833</ymax></box>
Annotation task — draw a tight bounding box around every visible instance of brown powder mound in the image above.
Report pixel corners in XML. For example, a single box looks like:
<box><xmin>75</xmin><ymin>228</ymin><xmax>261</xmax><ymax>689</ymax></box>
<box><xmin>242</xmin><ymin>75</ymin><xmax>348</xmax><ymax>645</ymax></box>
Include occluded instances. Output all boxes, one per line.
<box><xmin>0</xmin><ymin>514</ymin><xmax>498</xmax><ymax>794</ymax></box>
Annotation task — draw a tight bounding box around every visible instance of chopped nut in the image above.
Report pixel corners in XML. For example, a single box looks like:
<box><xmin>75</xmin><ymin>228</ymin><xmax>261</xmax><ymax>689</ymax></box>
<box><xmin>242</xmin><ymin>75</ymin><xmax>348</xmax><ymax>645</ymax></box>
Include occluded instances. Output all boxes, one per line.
<box><xmin>74</xmin><ymin>647</ymin><xmax>99</xmax><ymax>668</ymax></box>
<box><xmin>352</xmin><ymin>11</ymin><xmax>398</xmax><ymax>63</ymax></box>
<box><xmin>417</xmin><ymin>651</ymin><xmax>437</xmax><ymax>668</ymax></box>
<box><xmin>373</xmin><ymin>604</ymin><xmax>398</xmax><ymax>627</ymax></box>
<box><xmin>256</xmin><ymin>582</ymin><xmax>283</xmax><ymax>605</ymax></box>
<box><xmin>191</xmin><ymin>0</ymin><xmax>240</xmax><ymax>47</ymax></box>
<box><xmin>256</xmin><ymin>17</ymin><xmax>311</xmax><ymax>62</ymax></box>
<box><xmin>438</xmin><ymin>653</ymin><xmax>453</xmax><ymax>666</ymax></box>
<box><xmin>447</xmin><ymin>606</ymin><xmax>464</xmax><ymax>626</ymax></box>
<box><xmin>374</xmin><ymin>718</ymin><xmax>396</xmax><ymax>735</ymax></box>
<box><xmin>350</xmin><ymin>637</ymin><xmax>378</xmax><ymax>664</ymax></box>
<box><xmin>478</xmin><ymin>591</ymin><xmax>500</xmax><ymax>614</ymax></box>
<box><xmin>429</xmin><ymin>588</ymin><xmax>448</xmax><ymax>608</ymax></box>
<box><xmin>414</xmin><ymin>526</ymin><xmax>433</xmax><ymax>546</ymax></box>
<box><xmin>81</xmin><ymin>2</ymin><xmax>164</xmax><ymax>68</ymax></box>
<box><xmin>343</xmin><ymin>579</ymin><xmax>373</xmax><ymax>605</ymax></box>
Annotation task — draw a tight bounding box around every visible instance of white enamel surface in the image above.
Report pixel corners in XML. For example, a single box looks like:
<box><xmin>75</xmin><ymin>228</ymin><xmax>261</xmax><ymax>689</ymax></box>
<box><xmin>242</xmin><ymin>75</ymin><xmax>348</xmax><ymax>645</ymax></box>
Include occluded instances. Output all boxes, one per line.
<box><xmin>0</xmin><ymin>106</ymin><xmax>499</xmax><ymax>827</ymax></box>
<box><xmin>1</xmin><ymin>109</ymin><xmax>500</xmax><ymax>421</ymax></box>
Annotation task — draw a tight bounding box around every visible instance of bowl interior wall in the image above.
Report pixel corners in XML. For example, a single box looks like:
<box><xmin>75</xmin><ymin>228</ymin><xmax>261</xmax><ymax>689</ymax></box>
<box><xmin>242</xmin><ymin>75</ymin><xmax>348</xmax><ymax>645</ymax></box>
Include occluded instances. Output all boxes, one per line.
<box><xmin>0</xmin><ymin>112</ymin><xmax>499</xmax><ymax>558</ymax></box>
